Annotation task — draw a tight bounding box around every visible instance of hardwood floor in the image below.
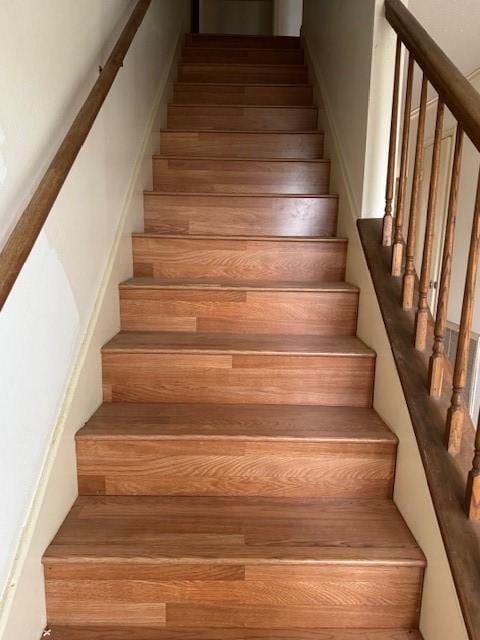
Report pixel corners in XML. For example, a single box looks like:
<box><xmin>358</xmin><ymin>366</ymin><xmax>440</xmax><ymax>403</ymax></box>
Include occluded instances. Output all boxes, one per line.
<box><xmin>43</xmin><ymin>33</ymin><xmax>425</xmax><ymax>638</ymax></box>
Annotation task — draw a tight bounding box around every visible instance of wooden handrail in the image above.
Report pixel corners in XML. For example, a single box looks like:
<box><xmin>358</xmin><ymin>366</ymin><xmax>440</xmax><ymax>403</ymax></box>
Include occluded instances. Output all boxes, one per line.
<box><xmin>0</xmin><ymin>0</ymin><xmax>151</xmax><ymax>311</ymax></box>
<box><xmin>385</xmin><ymin>0</ymin><xmax>480</xmax><ymax>152</ymax></box>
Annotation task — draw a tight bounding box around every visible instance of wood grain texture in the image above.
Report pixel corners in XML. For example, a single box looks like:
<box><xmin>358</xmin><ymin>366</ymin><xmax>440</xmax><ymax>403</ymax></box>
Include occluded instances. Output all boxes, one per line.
<box><xmin>173</xmin><ymin>83</ymin><xmax>314</xmax><ymax>106</ymax></box>
<box><xmin>159</xmin><ymin>131</ymin><xmax>324</xmax><ymax>159</ymax></box>
<box><xmin>79</xmin><ymin>403</ymin><xmax>396</xmax><ymax>442</ymax></box>
<box><xmin>48</xmin><ymin>627</ymin><xmax>424</xmax><ymax>640</ymax></box>
<box><xmin>77</xmin><ymin>403</ymin><xmax>395</xmax><ymax>498</ymax></box>
<box><xmin>44</xmin><ymin>496</ymin><xmax>423</xmax><ymax>627</ymax></box>
<box><xmin>177</xmin><ymin>64</ymin><xmax>308</xmax><ymax>84</ymax></box>
<box><xmin>414</xmin><ymin>100</ymin><xmax>444</xmax><ymax>350</ymax></box>
<box><xmin>185</xmin><ymin>34</ymin><xmax>302</xmax><ymax>49</ymax></box>
<box><xmin>429</xmin><ymin>127</ymin><xmax>464</xmax><ymax>396</ymax></box>
<box><xmin>181</xmin><ymin>47</ymin><xmax>304</xmax><ymax>65</ymax></box>
<box><xmin>143</xmin><ymin>193</ymin><xmax>338</xmax><ymax>237</ymax></box>
<box><xmin>445</xmin><ymin>170</ymin><xmax>480</xmax><ymax>454</ymax></box>
<box><xmin>167</xmin><ymin>105</ymin><xmax>317</xmax><ymax>131</ymax></box>
<box><xmin>132</xmin><ymin>235</ymin><xmax>346</xmax><ymax>283</ymax></box>
<box><xmin>152</xmin><ymin>157</ymin><xmax>330</xmax><ymax>195</ymax></box>
<box><xmin>402</xmin><ymin>74</ymin><xmax>428</xmax><ymax>311</ymax></box>
<box><xmin>119</xmin><ymin>279</ymin><xmax>358</xmax><ymax>335</ymax></box>
<box><xmin>101</xmin><ymin>332</ymin><xmax>375</xmax><ymax>406</ymax></box>
<box><xmin>42</xmin><ymin>32</ymin><xmax>426</xmax><ymax>636</ymax></box>
<box><xmin>382</xmin><ymin>37</ymin><xmax>402</xmax><ymax>246</ymax></box>
<box><xmin>391</xmin><ymin>53</ymin><xmax>414</xmax><ymax>276</ymax></box>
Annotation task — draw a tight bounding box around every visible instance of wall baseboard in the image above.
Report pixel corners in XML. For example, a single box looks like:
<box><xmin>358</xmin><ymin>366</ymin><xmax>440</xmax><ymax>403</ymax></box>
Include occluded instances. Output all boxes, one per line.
<box><xmin>0</xmin><ymin>22</ymin><xmax>185</xmax><ymax>640</ymax></box>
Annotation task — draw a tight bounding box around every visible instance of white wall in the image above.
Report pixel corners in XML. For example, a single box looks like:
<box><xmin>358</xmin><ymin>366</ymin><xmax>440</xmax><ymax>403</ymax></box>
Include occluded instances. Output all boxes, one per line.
<box><xmin>302</xmin><ymin>0</ymin><xmax>393</xmax><ymax>219</ymax></box>
<box><xmin>302</xmin><ymin>1</ymin><xmax>468</xmax><ymax>637</ymax></box>
<box><xmin>0</xmin><ymin>1</ymin><xmax>188</xmax><ymax>638</ymax></box>
<box><xmin>273</xmin><ymin>0</ymin><xmax>302</xmax><ymax>36</ymax></box>
<box><xmin>200</xmin><ymin>0</ymin><xmax>273</xmax><ymax>35</ymax></box>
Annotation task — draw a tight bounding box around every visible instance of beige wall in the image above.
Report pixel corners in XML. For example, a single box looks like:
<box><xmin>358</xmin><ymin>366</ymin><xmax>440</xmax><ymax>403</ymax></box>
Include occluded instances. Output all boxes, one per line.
<box><xmin>273</xmin><ymin>0</ymin><xmax>302</xmax><ymax>36</ymax></box>
<box><xmin>200</xmin><ymin>0</ymin><xmax>273</xmax><ymax>35</ymax></box>
<box><xmin>302</xmin><ymin>1</ymin><xmax>468</xmax><ymax>637</ymax></box>
<box><xmin>0</xmin><ymin>2</ymin><xmax>189</xmax><ymax>638</ymax></box>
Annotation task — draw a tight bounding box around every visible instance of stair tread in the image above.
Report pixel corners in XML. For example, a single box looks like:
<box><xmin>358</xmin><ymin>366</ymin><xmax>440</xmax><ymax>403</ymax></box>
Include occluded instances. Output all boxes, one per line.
<box><xmin>120</xmin><ymin>277</ymin><xmax>358</xmax><ymax>292</ymax></box>
<box><xmin>78</xmin><ymin>403</ymin><xmax>396</xmax><ymax>443</ymax></box>
<box><xmin>48</xmin><ymin>627</ymin><xmax>423</xmax><ymax>639</ymax></box>
<box><xmin>168</xmin><ymin>105</ymin><xmax>317</xmax><ymax>109</ymax></box>
<box><xmin>161</xmin><ymin>129</ymin><xmax>321</xmax><ymax>133</ymax></box>
<box><xmin>133</xmin><ymin>233</ymin><xmax>345</xmax><ymax>242</ymax></box>
<box><xmin>103</xmin><ymin>332</ymin><xmax>375</xmax><ymax>357</ymax></box>
<box><xmin>175</xmin><ymin>81</ymin><xmax>313</xmax><ymax>86</ymax></box>
<box><xmin>44</xmin><ymin>495</ymin><xmax>424</xmax><ymax>565</ymax></box>
<box><xmin>153</xmin><ymin>156</ymin><xmax>327</xmax><ymax>163</ymax></box>
<box><xmin>179</xmin><ymin>62</ymin><xmax>307</xmax><ymax>68</ymax></box>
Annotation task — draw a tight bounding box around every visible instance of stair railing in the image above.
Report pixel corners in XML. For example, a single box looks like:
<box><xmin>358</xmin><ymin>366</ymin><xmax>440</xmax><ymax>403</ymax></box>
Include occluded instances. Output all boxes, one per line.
<box><xmin>382</xmin><ymin>0</ymin><xmax>480</xmax><ymax>519</ymax></box>
<box><xmin>0</xmin><ymin>0</ymin><xmax>151</xmax><ymax>312</ymax></box>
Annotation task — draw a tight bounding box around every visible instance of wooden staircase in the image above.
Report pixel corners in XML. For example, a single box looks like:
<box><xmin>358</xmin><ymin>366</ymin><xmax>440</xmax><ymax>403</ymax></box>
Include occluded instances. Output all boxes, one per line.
<box><xmin>44</xmin><ymin>33</ymin><xmax>425</xmax><ymax>639</ymax></box>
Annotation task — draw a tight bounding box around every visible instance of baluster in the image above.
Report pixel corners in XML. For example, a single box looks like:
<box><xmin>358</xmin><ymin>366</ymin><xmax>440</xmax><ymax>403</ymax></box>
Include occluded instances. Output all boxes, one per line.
<box><xmin>445</xmin><ymin>168</ymin><xmax>480</xmax><ymax>455</ymax></box>
<box><xmin>414</xmin><ymin>100</ymin><xmax>445</xmax><ymax>349</ymax></box>
<box><xmin>429</xmin><ymin>126</ymin><xmax>464</xmax><ymax>396</ymax></box>
<box><xmin>382</xmin><ymin>37</ymin><xmax>402</xmax><ymax>246</ymax></box>
<box><xmin>391</xmin><ymin>53</ymin><xmax>415</xmax><ymax>275</ymax></box>
<box><xmin>466</xmin><ymin>417</ymin><xmax>480</xmax><ymax>519</ymax></box>
<box><xmin>402</xmin><ymin>74</ymin><xmax>428</xmax><ymax>309</ymax></box>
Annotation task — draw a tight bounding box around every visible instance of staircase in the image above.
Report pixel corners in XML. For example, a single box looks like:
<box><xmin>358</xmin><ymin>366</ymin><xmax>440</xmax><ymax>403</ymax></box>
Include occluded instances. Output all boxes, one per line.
<box><xmin>44</xmin><ymin>33</ymin><xmax>425</xmax><ymax>639</ymax></box>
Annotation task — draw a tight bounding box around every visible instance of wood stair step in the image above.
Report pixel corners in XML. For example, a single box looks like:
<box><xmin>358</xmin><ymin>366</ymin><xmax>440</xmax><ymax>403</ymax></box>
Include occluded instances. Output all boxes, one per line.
<box><xmin>167</xmin><ymin>105</ymin><xmax>317</xmax><ymax>131</ymax></box>
<box><xmin>144</xmin><ymin>193</ymin><xmax>338</xmax><ymax>237</ymax></box>
<box><xmin>119</xmin><ymin>278</ymin><xmax>359</xmax><ymax>335</ymax></box>
<box><xmin>182</xmin><ymin>46</ymin><xmax>304</xmax><ymax>65</ymax></box>
<box><xmin>152</xmin><ymin>158</ymin><xmax>330</xmax><ymax>195</ymax></box>
<box><xmin>43</xmin><ymin>496</ymin><xmax>424</xmax><ymax>628</ymax></box>
<box><xmin>160</xmin><ymin>130</ymin><xmax>324</xmax><ymax>158</ymax></box>
<box><xmin>77</xmin><ymin>403</ymin><xmax>396</xmax><ymax>498</ymax></box>
<box><xmin>132</xmin><ymin>234</ymin><xmax>347</xmax><ymax>283</ymax></box>
<box><xmin>48</xmin><ymin>628</ymin><xmax>424</xmax><ymax>639</ymax></box>
<box><xmin>101</xmin><ymin>332</ymin><xmax>375</xmax><ymax>406</ymax></box>
<box><xmin>173</xmin><ymin>83</ymin><xmax>314</xmax><ymax>106</ymax></box>
<box><xmin>47</xmin><ymin>627</ymin><xmax>424</xmax><ymax>639</ymax></box>
<box><xmin>185</xmin><ymin>34</ymin><xmax>302</xmax><ymax>49</ymax></box>
<box><xmin>178</xmin><ymin>63</ymin><xmax>308</xmax><ymax>84</ymax></box>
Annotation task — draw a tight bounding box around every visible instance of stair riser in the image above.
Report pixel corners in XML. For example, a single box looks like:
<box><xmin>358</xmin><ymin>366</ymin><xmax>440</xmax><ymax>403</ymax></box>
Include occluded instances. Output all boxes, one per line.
<box><xmin>77</xmin><ymin>438</ymin><xmax>395</xmax><ymax>498</ymax></box>
<box><xmin>102</xmin><ymin>352</ymin><xmax>375</xmax><ymax>406</ymax></box>
<box><xmin>45</xmin><ymin>564</ymin><xmax>422</xmax><ymax>628</ymax></box>
<box><xmin>119</xmin><ymin>289</ymin><xmax>358</xmax><ymax>336</ymax></box>
<box><xmin>167</xmin><ymin>106</ymin><xmax>317</xmax><ymax>131</ymax></box>
<box><xmin>173</xmin><ymin>84</ymin><xmax>313</xmax><ymax>106</ymax></box>
<box><xmin>185</xmin><ymin>35</ymin><xmax>301</xmax><ymax>49</ymax></box>
<box><xmin>144</xmin><ymin>194</ymin><xmax>338</xmax><ymax>237</ymax></box>
<box><xmin>132</xmin><ymin>237</ymin><xmax>346</xmax><ymax>283</ymax></box>
<box><xmin>160</xmin><ymin>131</ymin><xmax>324</xmax><ymax>159</ymax></box>
<box><xmin>182</xmin><ymin>47</ymin><xmax>304</xmax><ymax>64</ymax></box>
<box><xmin>178</xmin><ymin>64</ymin><xmax>308</xmax><ymax>84</ymax></box>
<box><xmin>152</xmin><ymin>159</ymin><xmax>330</xmax><ymax>195</ymax></box>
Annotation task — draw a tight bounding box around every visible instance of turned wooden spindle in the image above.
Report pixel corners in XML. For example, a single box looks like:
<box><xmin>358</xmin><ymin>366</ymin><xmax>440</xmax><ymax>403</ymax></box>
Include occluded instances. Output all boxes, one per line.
<box><xmin>466</xmin><ymin>419</ymin><xmax>480</xmax><ymax>519</ymax></box>
<box><xmin>445</xmin><ymin>169</ymin><xmax>480</xmax><ymax>455</ymax></box>
<box><xmin>391</xmin><ymin>53</ymin><xmax>415</xmax><ymax>275</ymax></box>
<box><xmin>402</xmin><ymin>74</ymin><xmax>428</xmax><ymax>310</ymax></box>
<box><xmin>382</xmin><ymin>37</ymin><xmax>402</xmax><ymax>246</ymax></box>
<box><xmin>414</xmin><ymin>100</ymin><xmax>445</xmax><ymax>350</ymax></box>
<box><xmin>429</xmin><ymin>126</ymin><xmax>464</xmax><ymax>396</ymax></box>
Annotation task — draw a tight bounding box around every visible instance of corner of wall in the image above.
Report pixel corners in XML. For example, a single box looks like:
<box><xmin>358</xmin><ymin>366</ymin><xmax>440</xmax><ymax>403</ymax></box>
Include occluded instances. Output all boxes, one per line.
<box><xmin>0</xmin><ymin>22</ymin><xmax>186</xmax><ymax>640</ymax></box>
